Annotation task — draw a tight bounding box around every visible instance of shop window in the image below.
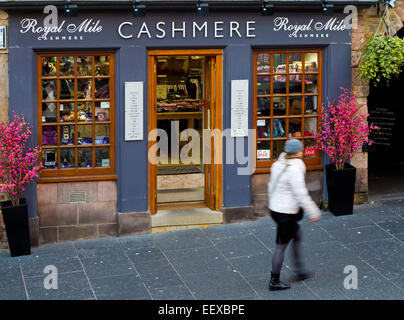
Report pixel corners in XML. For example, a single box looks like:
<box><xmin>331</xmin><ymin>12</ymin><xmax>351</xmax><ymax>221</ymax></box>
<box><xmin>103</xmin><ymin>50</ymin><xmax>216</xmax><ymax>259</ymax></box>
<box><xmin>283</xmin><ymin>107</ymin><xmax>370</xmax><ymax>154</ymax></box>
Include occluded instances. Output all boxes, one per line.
<box><xmin>38</xmin><ymin>54</ymin><xmax>115</xmax><ymax>179</ymax></box>
<box><xmin>254</xmin><ymin>50</ymin><xmax>322</xmax><ymax>171</ymax></box>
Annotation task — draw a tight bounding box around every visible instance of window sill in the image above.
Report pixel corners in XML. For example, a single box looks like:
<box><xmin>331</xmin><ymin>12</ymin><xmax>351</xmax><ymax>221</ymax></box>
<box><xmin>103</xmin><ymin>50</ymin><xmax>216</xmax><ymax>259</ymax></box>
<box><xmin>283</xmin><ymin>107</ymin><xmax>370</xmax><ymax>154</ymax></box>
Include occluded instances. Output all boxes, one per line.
<box><xmin>254</xmin><ymin>164</ymin><xmax>323</xmax><ymax>174</ymax></box>
<box><xmin>37</xmin><ymin>174</ymin><xmax>118</xmax><ymax>183</ymax></box>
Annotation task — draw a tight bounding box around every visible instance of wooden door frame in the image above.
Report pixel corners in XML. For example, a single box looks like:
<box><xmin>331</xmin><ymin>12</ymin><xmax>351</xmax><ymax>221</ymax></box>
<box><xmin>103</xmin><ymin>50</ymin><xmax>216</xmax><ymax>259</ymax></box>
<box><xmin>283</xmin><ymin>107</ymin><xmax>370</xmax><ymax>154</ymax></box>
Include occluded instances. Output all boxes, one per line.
<box><xmin>148</xmin><ymin>49</ymin><xmax>223</xmax><ymax>214</ymax></box>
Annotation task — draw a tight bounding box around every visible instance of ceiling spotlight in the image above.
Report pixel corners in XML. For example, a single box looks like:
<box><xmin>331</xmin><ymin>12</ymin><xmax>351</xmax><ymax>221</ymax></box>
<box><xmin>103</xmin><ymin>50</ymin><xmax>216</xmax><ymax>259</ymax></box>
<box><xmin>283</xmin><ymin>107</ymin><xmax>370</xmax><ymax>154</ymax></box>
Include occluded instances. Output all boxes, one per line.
<box><xmin>197</xmin><ymin>0</ymin><xmax>209</xmax><ymax>16</ymax></box>
<box><xmin>64</xmin><ymin>0</ymin><xmax>78</xmax><ymax>18</ymax></box>
<box><xmin>322</xmin><ymin>2</ymin><xmax>334</xmax><ymax>16</ymax></box>
<box><xmin>133</xmin><ymin>0</ymin><xmax>146</xmax><ymax>17</ymax></box>
<box><xmin>262</xmin><ymin>0</ymin><xmax>274</xmax><ymax>16</ymax></box>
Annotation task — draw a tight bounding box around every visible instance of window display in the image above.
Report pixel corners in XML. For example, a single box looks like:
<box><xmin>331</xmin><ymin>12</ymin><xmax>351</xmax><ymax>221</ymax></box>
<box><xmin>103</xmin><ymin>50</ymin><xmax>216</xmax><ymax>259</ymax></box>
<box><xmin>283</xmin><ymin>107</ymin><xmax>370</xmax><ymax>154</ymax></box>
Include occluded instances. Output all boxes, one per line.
<box><xmin>60</xmin><ymin>103</ymin><xmax>75</xmax><ymax>122</ymax></box>
<box><xmin>254</xmin><ymin>50</ymin><xmax>322</xmax><ymax>168</ymax></box>
<box><xmin>42</xmin><ymin>103</ymin><xmax>57</xmax><ymax>123</ymax></box>
<box><xmin>60</xmin><ymin>56</ymin><xmax>75</xmax><ymax>77</ymax></box>
<box><xmin>42</xmin><ymin>80</ymin><xmax>56</xmax><ymax>100</ymax></box>
<box><xmin>95</xmin><ymin>56</ymin><xmax>110</xmax><ymax>76</ymax></box>
<box><xmin>78</xmin><ymin>148</ymin><xmax>92</xmax><ymax>168</ymax></box>
<box><xmin>95</xmin><ymin>147</ymin><xmax>110</xmax><ymax>167</ymax></box>
<box><xmin>61</xmin><ymin>125</ymin><xmax>75</xmax><ymax>145</ymax></box>
<box><xmin>38</xmin><ymin>53</ymin><xmax>115</xmax><ymax>177</ymax></box>
<box><xmin>78</xmin><ymin>79</ymin><xmax>93</xmax><ymax>100</ymax></box>
<box><xmin>43</xmin><ymin>149</ymin><xmax>57</xmax><ymax>169</ymax></box>
<box><xmin>60</xmin><ymin>149</ymin><xmax>75</xmax><ymax>168</ymax></box>
<box><xmin>42</xmin><ymin>57</ymin><xmax>57</xmax><ymax>77</ymax></box>
<box><xmin>77</xmin><ymin>56</ymin><xmax>92</xmax><ymax>76</ymax></box>
<box><xmin>42</xmin><ymin>126</ymin><xmax>57</xmax><ymax>145</ymax></box>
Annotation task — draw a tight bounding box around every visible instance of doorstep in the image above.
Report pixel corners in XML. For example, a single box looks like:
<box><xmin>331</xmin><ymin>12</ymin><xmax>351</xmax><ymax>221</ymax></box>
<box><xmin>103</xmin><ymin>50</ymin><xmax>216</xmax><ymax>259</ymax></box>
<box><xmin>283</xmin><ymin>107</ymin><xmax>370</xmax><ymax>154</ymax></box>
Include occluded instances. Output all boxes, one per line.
<box><xmin>151</xmin><ymin>207</ymin><xmax>223</xmax><ymax>231</ymax></box>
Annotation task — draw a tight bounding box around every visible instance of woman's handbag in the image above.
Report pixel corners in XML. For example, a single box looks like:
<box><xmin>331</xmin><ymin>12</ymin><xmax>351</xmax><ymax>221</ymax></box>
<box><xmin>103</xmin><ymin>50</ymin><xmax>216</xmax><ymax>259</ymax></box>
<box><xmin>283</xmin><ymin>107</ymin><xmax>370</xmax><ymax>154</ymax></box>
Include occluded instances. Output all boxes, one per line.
<box><xmin>296</xmin><ymin>208</ymin><xmax>304</xmax><ymax>221</ymax></box>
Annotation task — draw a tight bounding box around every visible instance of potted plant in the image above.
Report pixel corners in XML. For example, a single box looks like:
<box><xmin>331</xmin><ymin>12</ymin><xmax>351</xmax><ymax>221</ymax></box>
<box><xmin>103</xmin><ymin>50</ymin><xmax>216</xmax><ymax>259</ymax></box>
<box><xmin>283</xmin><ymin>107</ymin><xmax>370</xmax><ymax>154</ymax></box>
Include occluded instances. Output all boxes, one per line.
<box><xmin>0</xmin><ymin>113</ymin><xmax>42</xmax><ymax>257</ymax></box>
<box><xmin>358</xmin><ymin>2</ymin><xmax>404</xmax><ymax>86</ymax></box>
<box><xmin>315</xmin><ymin>88</ymin><xmax>377</xmax><ymax>216</ymax></box>
<box><xmin>358</xmin><ymin>34</ymin><xmax>404</xmax><ymax>86</ymax></box>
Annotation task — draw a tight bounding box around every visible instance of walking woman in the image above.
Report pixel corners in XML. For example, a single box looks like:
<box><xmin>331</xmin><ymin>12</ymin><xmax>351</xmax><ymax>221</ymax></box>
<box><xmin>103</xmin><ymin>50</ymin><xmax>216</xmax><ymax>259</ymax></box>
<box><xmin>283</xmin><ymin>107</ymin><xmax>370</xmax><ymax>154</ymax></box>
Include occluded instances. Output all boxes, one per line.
<box><xmin>268</xmin><ymin>139</ymin><xmax>321</xmax><ymax>291</ymax></box>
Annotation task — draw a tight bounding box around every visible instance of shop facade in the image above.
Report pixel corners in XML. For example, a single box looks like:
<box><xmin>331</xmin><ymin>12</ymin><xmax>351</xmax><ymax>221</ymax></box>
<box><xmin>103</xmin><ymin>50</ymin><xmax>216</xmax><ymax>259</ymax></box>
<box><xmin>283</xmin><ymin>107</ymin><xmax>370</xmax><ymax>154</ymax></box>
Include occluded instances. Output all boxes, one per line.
<box><xmin>0</xmin><ymin>0</ymin><xmax>378</xmax><ymax>246</ymax></box>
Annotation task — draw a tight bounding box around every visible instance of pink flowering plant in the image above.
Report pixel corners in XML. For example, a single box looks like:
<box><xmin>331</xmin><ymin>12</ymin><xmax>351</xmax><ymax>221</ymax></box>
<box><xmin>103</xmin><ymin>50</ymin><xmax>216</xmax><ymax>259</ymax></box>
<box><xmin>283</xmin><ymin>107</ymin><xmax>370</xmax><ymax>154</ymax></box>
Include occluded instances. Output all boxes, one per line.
<box><xmin>0</xmin><ymin>113</ymin><xmax>43</xmax><ymax>207</ymax></box>
<box><xmin>315</xmin><ymin>88</ymin><xmax>378</xmax><ymax>170</ymax></box>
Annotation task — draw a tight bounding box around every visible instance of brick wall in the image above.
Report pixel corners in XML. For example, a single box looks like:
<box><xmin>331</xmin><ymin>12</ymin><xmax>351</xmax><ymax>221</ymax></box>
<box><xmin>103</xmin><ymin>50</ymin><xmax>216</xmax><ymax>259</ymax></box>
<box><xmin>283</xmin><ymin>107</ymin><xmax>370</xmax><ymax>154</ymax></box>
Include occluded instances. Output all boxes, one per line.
<box><xmin>0</xmin><ymin>9</ymin><xmax>8</xmax><ymax>248</ymax></box>
<box><xmin>37</xmin><ymin>181</ymin><xmax>118</xmax><ymax>245</ymax></box>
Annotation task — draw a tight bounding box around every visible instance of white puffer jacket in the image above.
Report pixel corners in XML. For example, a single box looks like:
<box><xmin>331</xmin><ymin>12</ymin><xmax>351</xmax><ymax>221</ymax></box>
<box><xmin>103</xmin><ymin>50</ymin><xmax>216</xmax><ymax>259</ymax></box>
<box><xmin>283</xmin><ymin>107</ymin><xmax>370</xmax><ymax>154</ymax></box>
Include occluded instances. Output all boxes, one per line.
<box><xmin>268</xmin><ymin>152</ymin><xmax>321</xmax><ymax>220</ymax></box>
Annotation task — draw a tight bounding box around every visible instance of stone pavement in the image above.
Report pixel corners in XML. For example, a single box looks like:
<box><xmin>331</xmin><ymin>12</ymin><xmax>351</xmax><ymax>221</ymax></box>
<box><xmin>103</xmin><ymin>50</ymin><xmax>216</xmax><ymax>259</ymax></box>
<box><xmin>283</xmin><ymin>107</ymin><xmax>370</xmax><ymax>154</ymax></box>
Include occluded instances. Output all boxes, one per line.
<box><xmin>0</xmin><ymin>200</ymin><xmax>403</xmax><ymax>300</ymax></box>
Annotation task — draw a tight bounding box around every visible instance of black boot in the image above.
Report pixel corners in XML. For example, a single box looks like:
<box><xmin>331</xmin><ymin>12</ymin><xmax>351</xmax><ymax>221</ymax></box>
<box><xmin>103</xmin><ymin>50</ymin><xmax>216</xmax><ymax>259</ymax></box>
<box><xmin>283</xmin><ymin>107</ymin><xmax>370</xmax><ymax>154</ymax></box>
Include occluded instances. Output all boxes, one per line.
<box><xmin>269</xmin><ymin>272</ymin><xmax>291</xmax><ymax>291</ymax></box>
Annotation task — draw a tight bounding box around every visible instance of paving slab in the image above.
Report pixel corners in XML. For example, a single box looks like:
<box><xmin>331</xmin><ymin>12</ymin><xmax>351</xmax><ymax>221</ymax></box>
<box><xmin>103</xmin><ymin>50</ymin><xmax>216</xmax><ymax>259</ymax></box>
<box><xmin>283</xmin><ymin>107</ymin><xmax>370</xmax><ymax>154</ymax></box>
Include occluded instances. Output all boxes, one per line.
<box><xmin>164</xmin><ymin>246</ymin><xmax>234</xmax><ymax>276</ymax></box>
<box><xmin>148</xmin><ymin>284</ymin><xmax>194</xmax><ymax>300</ymax></box>
<box><xmin>19</xmin><ymin>254</ymin><xmax>83</xmax><ymax>278</ymax></box>
<box><xmin>118</xmin><ymin>234</ymin><xmax>156</xmax><ymax>250</ymax></box>
<box><xmin>201</xmin><ymin>222</ymin><xmax>254</xmax><ymax>240</ymax></box>
<box><xmin>0</xmin><ymin>286</ymin><xmax>27</xmax><ymax>300</ymax></box>
<box><xmin>24</xmin><ymin>271</ymin><xmax>94</xmax><ymax>300</ymax></box>
<box><xmin>91</xmin><ymin>274</ymin><xmax>151</xmax><ymax>300</ymax></box>
<box><xmin>342</xmin><ymin>272</ymin><xmax>404</xmax><ymax>300</ymax></box>
<box><xmin>212</xmin><ymin>234</ymin><xmax>269</xmax><ymax>259</ymax></box>
<box><xmin>79</xmin><ymin>250</ymin><xmax>135</xmax><ymax>280</ymax></box>
<box><xmin>326</xmin><ymin>225</ymin><xmax>393</xmax><ymax>246</ymax></box>
<box><xmin>181</xmin><ymin>270</ymin><xmax>257</xmax><ymax>300</ymax></box>
<box><xmin>154</xmin><ymin>228</ymin><xmax>212</xmax><ymax>251</ymax></box>
<box><xmin>228</xmin><ymin>252</ymin><xmax>273</xmax><ymax>277</ymax></box>
<box><xmin>0</xmin><ymin>259</ymin><xmax>24</xmax><ymax>289</ymax></box>
<box><xmin>349</xmin><ymin>239</ymin><xmax>404</xmax><ymax>280</ymax></box>
<box><xmin>375</xmin><ymin>216</ymin><xmax>404</xmax><ymax>235</ymax></box>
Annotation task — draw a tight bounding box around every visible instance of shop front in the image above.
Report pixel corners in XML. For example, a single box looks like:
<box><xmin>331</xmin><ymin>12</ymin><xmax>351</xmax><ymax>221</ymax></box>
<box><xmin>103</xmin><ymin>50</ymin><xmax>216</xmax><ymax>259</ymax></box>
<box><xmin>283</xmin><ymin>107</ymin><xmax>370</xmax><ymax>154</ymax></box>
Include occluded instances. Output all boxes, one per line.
<box><xmin>1</xmin><ymin>1</ymin><xmax>374</xmax><ymax>245</ymax></box>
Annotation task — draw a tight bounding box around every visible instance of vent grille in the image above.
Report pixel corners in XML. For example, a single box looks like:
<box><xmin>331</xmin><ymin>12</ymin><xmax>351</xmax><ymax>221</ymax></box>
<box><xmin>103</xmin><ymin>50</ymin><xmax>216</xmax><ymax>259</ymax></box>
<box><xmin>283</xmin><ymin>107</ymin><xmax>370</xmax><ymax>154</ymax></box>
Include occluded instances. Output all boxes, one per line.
<box><xmin>69</xmin><ymin>191</ymin><xmax>87</xmax><ymax>204</ymax></box>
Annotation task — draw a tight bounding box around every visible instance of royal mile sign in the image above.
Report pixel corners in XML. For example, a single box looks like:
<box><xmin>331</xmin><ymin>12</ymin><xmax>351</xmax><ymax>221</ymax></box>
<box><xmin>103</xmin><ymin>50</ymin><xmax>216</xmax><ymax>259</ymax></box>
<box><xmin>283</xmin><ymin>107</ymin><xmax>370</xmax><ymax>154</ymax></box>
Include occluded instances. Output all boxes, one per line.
<box><xmin>19</xmin><ymin>18</ymin><xmax>103</xmax><ymax>41</ymax></box>
<box><xmin>18</xmin><ymin>16</ymin><xmax>347</xmax><ymax>42</ymax></box>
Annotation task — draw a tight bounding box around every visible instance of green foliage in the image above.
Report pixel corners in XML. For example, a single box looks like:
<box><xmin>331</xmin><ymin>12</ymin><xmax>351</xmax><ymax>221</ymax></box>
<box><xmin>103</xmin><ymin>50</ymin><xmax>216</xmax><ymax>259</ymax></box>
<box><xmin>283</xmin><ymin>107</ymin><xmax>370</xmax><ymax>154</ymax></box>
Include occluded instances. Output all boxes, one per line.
<box><xmin>358</xmin><ymin>34</ymin><xmax>404</xmax><ymax>85</ymax></box>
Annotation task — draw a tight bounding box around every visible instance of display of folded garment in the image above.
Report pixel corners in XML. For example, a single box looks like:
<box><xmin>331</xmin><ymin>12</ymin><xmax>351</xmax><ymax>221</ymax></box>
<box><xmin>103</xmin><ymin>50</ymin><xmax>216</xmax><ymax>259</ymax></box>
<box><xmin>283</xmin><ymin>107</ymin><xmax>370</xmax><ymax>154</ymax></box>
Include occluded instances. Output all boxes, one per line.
<box><xmin>95</xmin><ymin>136</ymin><xmax>109</xmax><ymax>144</ymax></box>
<box><xmin>78</xmin><ymin>137</ymin><xmax>92</xmax><ymax>145</ymax></box>
<box><xmin>157</xmin><ymin>99</ymin><xmax>203</xmax><ymax>113</ymax></box>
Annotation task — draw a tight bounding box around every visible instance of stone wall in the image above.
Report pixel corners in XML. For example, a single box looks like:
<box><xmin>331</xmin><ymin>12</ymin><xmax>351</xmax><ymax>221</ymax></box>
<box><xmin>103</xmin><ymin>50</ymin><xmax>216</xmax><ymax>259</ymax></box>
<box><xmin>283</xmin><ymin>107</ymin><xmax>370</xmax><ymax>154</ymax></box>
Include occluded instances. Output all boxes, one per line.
<box><xmin>0</xmin><ymin>9</ymin><xmax>8</xmax><ymax>249</ymax></box>
<box><xmin>351</xmin><ymin>1</ymin><xmax>404</xmax><ymax>203</ymax></box>
<box><xmin>37</xmin><ymin>181</ymin><xmax>118</xmax><ymax>245</ymax></box>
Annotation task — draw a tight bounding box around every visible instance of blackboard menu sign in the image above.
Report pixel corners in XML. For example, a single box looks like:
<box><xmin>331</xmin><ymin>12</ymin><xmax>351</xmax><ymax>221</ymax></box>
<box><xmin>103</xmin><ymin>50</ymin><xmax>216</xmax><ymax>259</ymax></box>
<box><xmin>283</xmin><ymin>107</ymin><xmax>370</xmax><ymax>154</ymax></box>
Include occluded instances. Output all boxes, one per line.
<box><xmin>368</xmin><ymin>107</ymin><xmax>397</xmax><ymax>150</ymax></box>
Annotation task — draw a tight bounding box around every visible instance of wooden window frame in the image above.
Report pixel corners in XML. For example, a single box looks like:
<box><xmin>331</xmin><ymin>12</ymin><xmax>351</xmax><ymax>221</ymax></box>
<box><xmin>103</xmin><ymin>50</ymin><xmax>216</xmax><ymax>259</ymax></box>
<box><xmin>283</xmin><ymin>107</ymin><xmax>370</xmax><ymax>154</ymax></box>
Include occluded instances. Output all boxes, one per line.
<box><xmin>253</xmin><ymin>49</ymin><xmax>323</xmax><ymax>173</ymax></box>
<box><xmin>37</xmin><ymin>53</ymin><xmax>116</xmax><ymax>182</ymax></box>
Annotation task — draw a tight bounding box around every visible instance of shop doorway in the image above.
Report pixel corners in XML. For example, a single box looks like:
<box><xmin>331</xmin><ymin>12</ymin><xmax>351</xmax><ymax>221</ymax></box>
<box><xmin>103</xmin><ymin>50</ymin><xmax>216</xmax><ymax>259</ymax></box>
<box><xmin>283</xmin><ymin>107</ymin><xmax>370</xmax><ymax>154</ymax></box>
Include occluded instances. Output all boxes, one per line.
<box><xmin>148</xmin><ymin>50</ymin><xmax>223</xmax><ymax>215</ymax></box>
<box><xmin>367</xmin><ymin>30</ymin><xmax>404</xmax><ymax>201</ymax></box>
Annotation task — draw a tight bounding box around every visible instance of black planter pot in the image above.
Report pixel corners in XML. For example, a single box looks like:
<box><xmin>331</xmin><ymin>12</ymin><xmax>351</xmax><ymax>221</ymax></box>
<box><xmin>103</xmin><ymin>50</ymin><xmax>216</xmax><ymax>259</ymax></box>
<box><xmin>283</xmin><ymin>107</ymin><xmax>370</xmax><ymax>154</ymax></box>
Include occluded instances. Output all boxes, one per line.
<box><xmin>1</xmin><ymin>199</ymin><xmax>31</xmax><ymax>257</ymax></box>
<box><xmin>326</xmin><ymin>163</ymin><xmax>357</xmax><ymax>216</ymax></box>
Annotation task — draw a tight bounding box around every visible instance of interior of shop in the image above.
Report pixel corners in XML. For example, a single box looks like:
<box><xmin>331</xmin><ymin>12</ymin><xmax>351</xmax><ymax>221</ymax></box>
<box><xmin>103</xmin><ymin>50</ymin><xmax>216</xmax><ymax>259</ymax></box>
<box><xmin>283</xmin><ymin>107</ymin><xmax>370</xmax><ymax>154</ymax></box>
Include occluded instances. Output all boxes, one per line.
<box><xmin>367</xmin><ymin>27</ymin><xmax>404</xmax><ymax>201</ymax></box>
<box><xmin>155</xmin><ymin>55</ymin><xmax>206</xmax><ymax>206</ymax></box>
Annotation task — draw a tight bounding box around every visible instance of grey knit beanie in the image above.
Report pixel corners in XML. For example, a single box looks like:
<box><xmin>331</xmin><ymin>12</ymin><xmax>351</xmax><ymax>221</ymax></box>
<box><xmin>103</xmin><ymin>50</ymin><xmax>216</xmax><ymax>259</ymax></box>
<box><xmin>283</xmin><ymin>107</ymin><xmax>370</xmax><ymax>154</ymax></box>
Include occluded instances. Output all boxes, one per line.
<box><xmin>284</xmin><ymin>139</ymin><xmax>303</xmax><ymax>154</ymax></box>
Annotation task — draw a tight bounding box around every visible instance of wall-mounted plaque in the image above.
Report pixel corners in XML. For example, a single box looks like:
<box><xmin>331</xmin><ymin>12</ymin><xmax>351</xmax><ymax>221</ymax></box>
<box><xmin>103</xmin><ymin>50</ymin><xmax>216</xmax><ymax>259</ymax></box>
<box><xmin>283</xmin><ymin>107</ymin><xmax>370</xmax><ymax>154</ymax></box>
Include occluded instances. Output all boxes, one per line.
<box><xmin>125</xmin><ymin>81</ymin><xmax>143</xmax><ymax>141</ymax></box>
<box><xmin>0</xmin><ymin>26</ymin><xmax>6</xmax><ymax>50</ymax></box>
<box><xmin>231</xmin><ymin>79</ymin><xmax>249</xmax><ymax>137</ymax></box>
